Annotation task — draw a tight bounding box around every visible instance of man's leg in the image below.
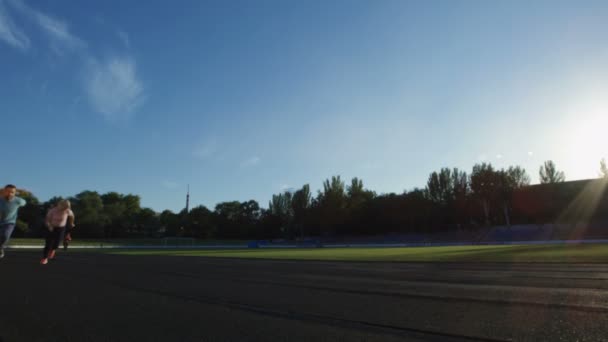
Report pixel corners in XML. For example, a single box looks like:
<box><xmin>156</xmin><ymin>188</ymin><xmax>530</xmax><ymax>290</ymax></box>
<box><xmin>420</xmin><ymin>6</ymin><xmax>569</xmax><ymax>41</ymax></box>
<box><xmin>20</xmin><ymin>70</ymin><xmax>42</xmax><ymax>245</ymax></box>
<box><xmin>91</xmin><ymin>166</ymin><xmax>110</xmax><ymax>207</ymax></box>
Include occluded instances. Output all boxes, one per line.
<box><xmin>0</xmin><ymin>224</ymin><xmax>16</xmax><ymax>258</ymax></box>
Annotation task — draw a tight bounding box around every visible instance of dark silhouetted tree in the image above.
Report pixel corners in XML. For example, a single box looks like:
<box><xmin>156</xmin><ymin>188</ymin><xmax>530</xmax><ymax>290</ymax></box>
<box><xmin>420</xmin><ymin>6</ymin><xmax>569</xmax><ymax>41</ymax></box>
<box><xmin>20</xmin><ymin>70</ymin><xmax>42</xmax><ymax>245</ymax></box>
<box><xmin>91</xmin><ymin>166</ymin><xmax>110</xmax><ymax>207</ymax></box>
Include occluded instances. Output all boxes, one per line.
<box><xmin>539</xmin><ymin>160</ymin><xmax>565</xmax><ymax>184</ymax></box>
<box><xmin>498</xmin><ymin>166</ymin><xmax>530</xmax><ymax>227</ymax></box>
<box><xmin>470</xmin><ymin>163</ymin><xmax>500</xmax><ymax>226</ymax></box>
<box><xmin>268</xmin><ymin>191</ymin><xmax>294</xmax><ymax>237</ymax></box>
<box><xmin>317</xmin><ymin>176</ymin><xmax>347</xmax><ymax>235</ymax></box>
<box><xmin>291</xmin><ymin>184</ymin><xmax>312</xmax><ymax>238</ymax></box>
<box><xmin>426</xmin><ymin>168</ymin><xmax>454</xmax><ymax>205</ymax></box>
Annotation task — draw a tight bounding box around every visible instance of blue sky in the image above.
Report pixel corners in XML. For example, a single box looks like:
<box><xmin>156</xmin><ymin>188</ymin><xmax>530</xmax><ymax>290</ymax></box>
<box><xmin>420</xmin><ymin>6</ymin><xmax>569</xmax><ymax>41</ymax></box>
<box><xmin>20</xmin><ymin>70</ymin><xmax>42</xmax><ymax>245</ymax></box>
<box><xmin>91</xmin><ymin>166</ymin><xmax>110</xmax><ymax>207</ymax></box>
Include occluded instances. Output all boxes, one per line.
<box><xmin>2</xmin><ymin>0</ymin><xmax>608</xmax><ymax>212</ymax></box>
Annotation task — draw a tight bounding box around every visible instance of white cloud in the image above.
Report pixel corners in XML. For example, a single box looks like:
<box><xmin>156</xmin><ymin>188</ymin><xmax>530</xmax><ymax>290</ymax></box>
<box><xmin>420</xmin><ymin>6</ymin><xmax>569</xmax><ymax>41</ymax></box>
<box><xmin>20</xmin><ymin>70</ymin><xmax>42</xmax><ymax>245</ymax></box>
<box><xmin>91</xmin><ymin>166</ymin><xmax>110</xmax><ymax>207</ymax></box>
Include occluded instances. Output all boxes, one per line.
<box><xmin>240</xmin><ymin>156</ymin><xmax>261</xmax><ymax>168</ymax></box>
<box><xmin>0</xmin><ymin>0</ymin><xmax>30</xmax><ymax>50</ymax></box>
<box><xmin>8</xmin><ymin>0</ymin><xmax>84</xmax><ymax>54</ymax></box>
<box><xmin>85</xmin><ymin>56</ymin><xmax>144</xmax><ymax>121</ymax></box>
<box><xmin>496</xmin><ymin>154</ymin><xmax>503</xmax><ymax>159</ymax></box>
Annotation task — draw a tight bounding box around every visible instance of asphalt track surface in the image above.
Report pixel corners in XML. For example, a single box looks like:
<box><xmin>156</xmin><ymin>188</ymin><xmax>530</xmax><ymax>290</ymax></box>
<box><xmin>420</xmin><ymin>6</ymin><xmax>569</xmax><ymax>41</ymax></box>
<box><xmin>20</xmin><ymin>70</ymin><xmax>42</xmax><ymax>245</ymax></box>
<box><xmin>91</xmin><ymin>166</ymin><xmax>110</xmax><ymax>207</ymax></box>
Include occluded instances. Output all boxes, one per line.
<box><xmin>1</xmin><ymin>250</ymin><xmax>608</xmax><ymax>341</ymax></box>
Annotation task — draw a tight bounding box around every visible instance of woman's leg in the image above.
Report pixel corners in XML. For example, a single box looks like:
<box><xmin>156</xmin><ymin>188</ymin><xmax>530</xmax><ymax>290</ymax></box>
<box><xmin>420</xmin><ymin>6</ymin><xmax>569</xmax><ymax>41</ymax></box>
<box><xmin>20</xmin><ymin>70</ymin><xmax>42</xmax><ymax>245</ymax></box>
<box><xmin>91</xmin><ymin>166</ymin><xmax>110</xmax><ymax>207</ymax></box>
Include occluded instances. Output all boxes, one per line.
<box><xmin>43</xmin><ymin>229</ymin><xmax>53</xmax><ymax>258</ymax></box>
<box><xmin>50</xmin><ymin>227</ymin><xmax>64</xmax><ymax>257</ymax></box>
<box><xmin>63</xmin><ymin>228</ymin><xmax>71</xmax><ymax>251</ymax></box>
<box><xmin>58</xmin><ymin>227</ymin><xmax>66</xmax><ymax>246</ymax></box>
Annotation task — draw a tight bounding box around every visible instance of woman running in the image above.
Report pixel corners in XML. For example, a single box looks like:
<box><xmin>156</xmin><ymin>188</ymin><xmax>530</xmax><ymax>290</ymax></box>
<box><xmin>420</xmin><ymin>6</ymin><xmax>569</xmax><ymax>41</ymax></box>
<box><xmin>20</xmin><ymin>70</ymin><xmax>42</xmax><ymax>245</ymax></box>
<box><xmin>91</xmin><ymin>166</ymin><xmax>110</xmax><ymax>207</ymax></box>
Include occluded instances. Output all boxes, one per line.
<box><xmin>42</xmin><ymin>200</ymin><xmax>75</xmax><ymax>265</ymax></box>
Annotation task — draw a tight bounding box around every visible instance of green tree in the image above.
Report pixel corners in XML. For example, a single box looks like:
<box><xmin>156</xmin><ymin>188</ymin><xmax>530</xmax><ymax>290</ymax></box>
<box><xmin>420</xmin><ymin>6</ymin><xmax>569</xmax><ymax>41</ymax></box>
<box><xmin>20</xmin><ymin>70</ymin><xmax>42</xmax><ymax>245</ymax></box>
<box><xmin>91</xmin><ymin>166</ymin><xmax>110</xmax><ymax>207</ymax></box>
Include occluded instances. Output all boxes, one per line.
<box><xmin>269</xmin><ymin>192</ymin><xmax>293</xmax><ymax>219</ymax></box>
<box><xmin>122</xmin><ymin>194</ymin><xmax>142</xmax><ymax>234</ymax></box>
<box><xmin>45</xmin><ymin>196</ymin><xmax>63</xmax><ymax>208</ymax></box>
<box><xmin>134</xmin><ymin>208</ymin><xmax>160</xmax><ymax>237</ymax></box>
<box><xmin>15</xmin><ymin>189</ymin><xmax>42</xmax><ymax>237</ymax></box>
<box><xmin>214</xmin><ymin>200</ymin><xmax>260</xmax><ymax>238</ymax></box>
<box><xmin>160</xmin><ymin>210</ymin><xmax>180</xmax><ymax>236</ymax></box>
<box><xmin>239</xmin><ymin>200</ymin><xmax>261</xmax><ymax>222</ymax></box>
<box><xmin>347</xmin><ymin>177</ymin><xmax>375</xmax><ymax>209</ymax></box>
<box><xmin>100</xmin><ymin>192</ymin><xmax>143</xmax><ymax>237</ymax></box>
<box><xmin>71</xmin><ymin>191</ymin><xmax>108</xmax><ymax>237</ymax></box>
<box><xmin>214</xmin><ymin>201</ymin><xmax>242</xmax><ymax>237</ymax></box>
<box><xmin>101</xmin><ymin>192</ymin><xmax>126</xmax><ymax>237</ymax></box>
<box><xmin>14</xmin><ymin>220</ymin><xmax>29</xmax><ymax>237</ymax></box>
<box><xmin>187</xmin><ymin>205</ymin><xmax>214</xmax><ymax>238</ymax></box>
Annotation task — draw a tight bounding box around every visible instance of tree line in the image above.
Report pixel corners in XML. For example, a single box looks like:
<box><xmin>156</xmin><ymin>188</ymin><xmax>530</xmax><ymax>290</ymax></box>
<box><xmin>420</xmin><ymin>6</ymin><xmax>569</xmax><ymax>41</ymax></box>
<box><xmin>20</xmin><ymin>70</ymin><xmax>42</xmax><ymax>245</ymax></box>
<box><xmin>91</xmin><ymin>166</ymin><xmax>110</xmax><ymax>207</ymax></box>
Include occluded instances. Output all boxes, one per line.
<box><xmin>12</xmin><ymin>159</ymin><xmax>608</xmax><ymax>240</ymax></box>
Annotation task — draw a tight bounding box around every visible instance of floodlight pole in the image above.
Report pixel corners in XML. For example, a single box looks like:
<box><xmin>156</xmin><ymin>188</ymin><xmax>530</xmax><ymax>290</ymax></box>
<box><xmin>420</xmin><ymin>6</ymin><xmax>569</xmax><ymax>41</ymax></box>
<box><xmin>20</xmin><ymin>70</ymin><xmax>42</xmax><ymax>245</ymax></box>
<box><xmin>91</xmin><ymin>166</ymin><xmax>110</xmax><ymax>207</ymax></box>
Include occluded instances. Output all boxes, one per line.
<box><xmin>185</xmin><ymin>184</ymin><xmax>190</xmax><ymax>213</ymax></box>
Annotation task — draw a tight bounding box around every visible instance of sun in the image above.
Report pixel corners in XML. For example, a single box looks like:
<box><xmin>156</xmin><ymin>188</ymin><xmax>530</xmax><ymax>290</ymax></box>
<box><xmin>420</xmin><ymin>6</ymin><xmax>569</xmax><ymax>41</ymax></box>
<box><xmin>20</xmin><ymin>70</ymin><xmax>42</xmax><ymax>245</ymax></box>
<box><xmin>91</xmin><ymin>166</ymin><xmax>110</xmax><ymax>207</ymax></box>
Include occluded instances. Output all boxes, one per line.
<box><xmin>562</xmin><ymin>107</ymin><xmax>608</xmax><ymax>180</ymax></box>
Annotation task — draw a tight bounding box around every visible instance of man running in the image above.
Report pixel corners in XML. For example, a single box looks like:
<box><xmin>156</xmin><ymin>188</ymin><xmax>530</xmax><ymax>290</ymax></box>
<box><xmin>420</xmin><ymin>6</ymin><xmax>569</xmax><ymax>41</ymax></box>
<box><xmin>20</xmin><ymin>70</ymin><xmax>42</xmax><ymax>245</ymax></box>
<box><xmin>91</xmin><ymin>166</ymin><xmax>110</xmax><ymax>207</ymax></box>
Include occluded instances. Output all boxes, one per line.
<box><xmin>0</xmin><ymin>184</ymin><xmax>27</xmax><ymax>259</ymax></box>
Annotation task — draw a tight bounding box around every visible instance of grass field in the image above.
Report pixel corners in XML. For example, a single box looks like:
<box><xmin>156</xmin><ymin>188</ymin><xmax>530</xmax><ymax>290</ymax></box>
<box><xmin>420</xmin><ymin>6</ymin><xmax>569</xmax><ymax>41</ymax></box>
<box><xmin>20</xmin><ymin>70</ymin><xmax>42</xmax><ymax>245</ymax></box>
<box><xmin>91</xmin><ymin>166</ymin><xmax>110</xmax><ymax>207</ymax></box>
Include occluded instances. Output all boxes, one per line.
<box><xmin>114</xmin><ymin>244</ymin><xmax>608</xmax><ymax>263</ymax></box>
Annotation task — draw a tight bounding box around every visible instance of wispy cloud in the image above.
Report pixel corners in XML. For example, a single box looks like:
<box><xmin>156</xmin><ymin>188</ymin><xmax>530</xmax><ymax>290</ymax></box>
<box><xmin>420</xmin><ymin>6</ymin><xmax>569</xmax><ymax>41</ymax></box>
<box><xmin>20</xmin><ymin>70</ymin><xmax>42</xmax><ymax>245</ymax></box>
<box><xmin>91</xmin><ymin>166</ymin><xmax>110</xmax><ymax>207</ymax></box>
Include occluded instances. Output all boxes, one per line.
<box><xmin>34</xmin><ymin>10</ymin><xmax>84</xmax><ymax>54</ymax></box>
<box><xmin>8</xmin><ymin>0</ymin><xmax>84</xmax><ymax>55</ymax></box>
<box><xmin>240</xmin><ymin>156</ymin><xmax>261</xmax><ymax>168</ymax></box>
<box><xmin>0</xmin><ymin>0</ymin><xmax>30</xmax><ymax>50</ymax></box>
<box><xmin>2</xmin><ymin>0</ymin><xmax>145</xmax><ymax>122</ymax></box>
<box><xmin>84</xmin><ymin>56</ymin><xmax>144</xmax><ymax>122</ymax></box>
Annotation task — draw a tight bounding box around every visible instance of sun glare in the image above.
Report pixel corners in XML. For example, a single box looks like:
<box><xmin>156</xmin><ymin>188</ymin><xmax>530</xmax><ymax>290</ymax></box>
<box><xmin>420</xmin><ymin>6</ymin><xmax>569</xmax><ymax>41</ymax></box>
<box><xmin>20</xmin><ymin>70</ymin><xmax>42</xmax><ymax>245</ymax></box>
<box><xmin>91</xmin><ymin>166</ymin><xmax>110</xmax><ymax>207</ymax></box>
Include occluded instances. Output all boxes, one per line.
<box><xmin>563</xmin><ymin>104</ymin><xmax>608</xmax><ymax>180</ymax></box>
